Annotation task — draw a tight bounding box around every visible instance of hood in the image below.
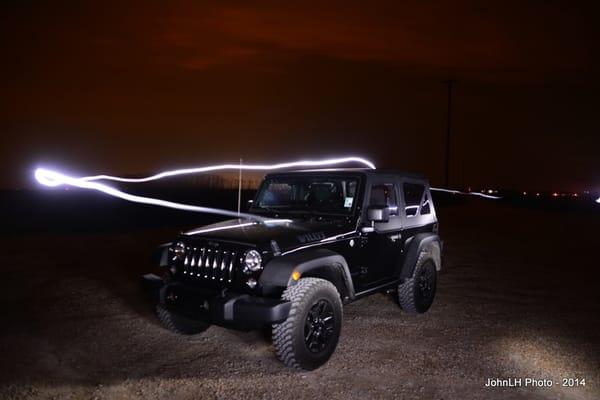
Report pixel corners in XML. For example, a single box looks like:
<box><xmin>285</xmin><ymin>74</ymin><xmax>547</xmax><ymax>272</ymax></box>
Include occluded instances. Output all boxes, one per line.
<box><xmin>181</xmin><ymin>217</ymin><xmax>355</xmax><ymax>253</ymax></box>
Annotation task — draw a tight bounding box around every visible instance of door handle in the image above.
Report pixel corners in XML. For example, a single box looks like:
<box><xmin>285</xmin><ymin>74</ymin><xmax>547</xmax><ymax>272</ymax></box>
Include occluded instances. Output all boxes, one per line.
<box><xmin>389</xmin><ymin>233</ymin><xmax>402</xmax><ymax>242</ymax></box>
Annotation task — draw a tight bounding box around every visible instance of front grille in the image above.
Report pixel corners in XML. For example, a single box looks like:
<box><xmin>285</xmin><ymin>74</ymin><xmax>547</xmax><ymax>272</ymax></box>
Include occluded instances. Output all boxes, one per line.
<box><xmin>181</xmin><ymin>246</ymin><xmax>238</xmax><ymax>283</ymax></box>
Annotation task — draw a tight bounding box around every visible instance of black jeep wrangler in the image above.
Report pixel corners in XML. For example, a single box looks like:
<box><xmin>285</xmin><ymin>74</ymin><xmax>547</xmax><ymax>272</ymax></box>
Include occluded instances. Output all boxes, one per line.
<box><xmin>145</xmin><ymin>169</ymin><xmax>442</xmax><ymax>370</ymax></box>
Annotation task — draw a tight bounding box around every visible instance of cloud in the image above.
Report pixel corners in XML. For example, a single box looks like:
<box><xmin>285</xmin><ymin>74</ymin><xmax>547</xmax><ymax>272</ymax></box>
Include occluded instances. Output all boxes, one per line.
<box><xmin>152</xmin><ymin>1</ymin><xmax>595</xmax><ymax>83</ymax></box>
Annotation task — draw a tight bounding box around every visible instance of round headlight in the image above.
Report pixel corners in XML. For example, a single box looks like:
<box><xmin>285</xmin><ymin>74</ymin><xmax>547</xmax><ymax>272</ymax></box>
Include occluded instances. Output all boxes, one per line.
<box><xmin>170</xmin><ymin>242</ymin><xmax>186</xmax><ymax>261</ymax></box>
<box><xmin>243</xmin><ymin>249</ymin><xmax>262</xmax><ymax>274</ymax></box>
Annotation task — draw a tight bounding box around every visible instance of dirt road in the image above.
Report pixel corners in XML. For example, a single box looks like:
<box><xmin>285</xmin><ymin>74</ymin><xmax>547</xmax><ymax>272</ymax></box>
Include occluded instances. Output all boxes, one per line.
<box><xmin>1</xmin><ymin>201</ymin><xmax>598</xmax><ymax>399</ymax></box>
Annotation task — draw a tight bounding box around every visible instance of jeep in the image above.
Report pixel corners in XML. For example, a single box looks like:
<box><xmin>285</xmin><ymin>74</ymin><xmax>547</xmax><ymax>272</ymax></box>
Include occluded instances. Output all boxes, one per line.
<box><xmin>144</xmin><ymin>169</ymin><xmax>442</xmax><ymax>370</ymax></box>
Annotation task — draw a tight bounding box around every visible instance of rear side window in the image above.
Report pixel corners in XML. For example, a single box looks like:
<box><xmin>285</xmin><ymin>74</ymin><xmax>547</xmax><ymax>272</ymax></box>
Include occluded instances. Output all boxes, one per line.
<box><xmin>403</xmin><ymin>183</ymin><xmax>425</xmax><ymax>217</ymax></box>
<box><xmin>369</xmin><ymin>183</ymin><xmax>398</xmax><ymax>215</ymax></box>
<box><xmin>420</xmin><ymin>193</ymin><xmax>431</xmax><ymax>215</ymax></box>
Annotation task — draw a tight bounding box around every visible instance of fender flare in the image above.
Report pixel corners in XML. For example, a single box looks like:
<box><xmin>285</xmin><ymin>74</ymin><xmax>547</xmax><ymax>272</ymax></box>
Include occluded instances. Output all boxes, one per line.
<box><xmin>398</xmin><ymin>233</ymin><xmax>442</xmax><ymax>279</ymax></box>
<box><xmin>155</xmin><ymin>242</ymin><xmax>172</xmax><ymax>267</ymax></box>
<box><xmin>259</xmin><ymin>248</ymin><xmax>355</xmax><ymax>301</ymax></box>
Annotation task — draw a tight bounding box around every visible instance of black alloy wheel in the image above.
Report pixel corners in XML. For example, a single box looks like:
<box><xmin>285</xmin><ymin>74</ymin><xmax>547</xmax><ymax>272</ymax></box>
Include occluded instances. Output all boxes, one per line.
<box><xmin>416</xmin><ymin>261</ymin><xmax>436</xmax><ymax>309</ymax></box>
<box><xmin>272</xmin><ymin>278</ymin><xmax>343</xmax><ymax>370</ymax></box>
<box><xmin>397</xmin><ymin>252</ymin><xmax>438</xmax><ymax>314</ymax></box>
<box><xmin>304</xmin><ymin>299</ymin><xmax>335</xmax><ymax>353</ymax></box>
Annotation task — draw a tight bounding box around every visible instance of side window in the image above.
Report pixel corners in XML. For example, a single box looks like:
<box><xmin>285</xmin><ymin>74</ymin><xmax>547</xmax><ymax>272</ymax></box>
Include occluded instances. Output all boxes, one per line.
<box><xmin>259</xmin><ymin>183</ymin><xmax>293</xmax><ymax>206</ymax></box>
<box><xmin>343</xmin><ymin>180</ymin><xmax>358</xmax><ymax>210</ymax></box>
<box><xmin>421</xmin><ymin>192</ymin><xmax>431</xmax><ymax>215</ymax></box>
<box><xmin>403</xmin><ymin>183</ymin><xmax>425</xmax><ymax>217</ymax></box>
<box><xmin>369</xmin><ymin>183</ymin><xmax>398</xmax><ymax>215</ymax></box>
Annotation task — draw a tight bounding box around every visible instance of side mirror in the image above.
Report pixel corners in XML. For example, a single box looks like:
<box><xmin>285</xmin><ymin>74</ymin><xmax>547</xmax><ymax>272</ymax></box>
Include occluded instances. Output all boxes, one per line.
<box><xmin>244</xmin><ymin>199</ymin><xmax>255</xmax><ymax>213</ymax></box>
<box><xmin>367</xmin><ymin>206</ymin><xmax>390</xmax><ymax>223</ymax></box>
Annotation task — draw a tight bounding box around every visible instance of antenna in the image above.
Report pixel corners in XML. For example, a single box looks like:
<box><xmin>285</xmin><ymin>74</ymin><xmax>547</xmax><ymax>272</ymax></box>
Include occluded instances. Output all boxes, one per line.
<box><xmin>237</xmin><ymin>157</ymin><xmax>243</xmax><ymax>215</ymax></box>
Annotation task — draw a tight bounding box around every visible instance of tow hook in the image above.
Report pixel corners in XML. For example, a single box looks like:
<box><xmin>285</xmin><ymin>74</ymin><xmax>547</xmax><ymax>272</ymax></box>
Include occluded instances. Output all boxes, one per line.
<box><xmin>166</xmin><ymin>291</ymin><xmax>178</xmax><ymax>302</ymax></box>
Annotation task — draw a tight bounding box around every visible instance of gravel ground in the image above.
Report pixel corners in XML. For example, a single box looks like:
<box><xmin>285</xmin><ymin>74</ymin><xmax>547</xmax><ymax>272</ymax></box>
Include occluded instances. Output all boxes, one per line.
<box><xmin>1</xmin><ymin>202</ymin><xmax>598</xmax><ymax>399</ymax></box>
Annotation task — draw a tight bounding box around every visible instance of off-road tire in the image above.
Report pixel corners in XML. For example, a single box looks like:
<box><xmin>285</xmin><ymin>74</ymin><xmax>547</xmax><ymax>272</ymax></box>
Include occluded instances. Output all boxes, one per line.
<box><xmin>272</xmin><ymin>278</ymin><xmax>343</xmax><ymax>370</ymax></box>
<box><xmin>397</xmin><ymin>252</ymin><xmax>437</xmax><ymax>313</ymax></box>
<box><xmin>156</xmin><ymin>304</ymin><xmax>210</xmax><ymax>335</ymax></box>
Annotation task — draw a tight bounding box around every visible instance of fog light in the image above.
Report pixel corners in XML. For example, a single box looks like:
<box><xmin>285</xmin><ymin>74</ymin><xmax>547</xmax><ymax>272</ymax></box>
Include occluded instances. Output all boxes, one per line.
<box><xmin>246</xmin><ymin>278</ymin><xmax>257</xmax><ymax>289</ymax></box>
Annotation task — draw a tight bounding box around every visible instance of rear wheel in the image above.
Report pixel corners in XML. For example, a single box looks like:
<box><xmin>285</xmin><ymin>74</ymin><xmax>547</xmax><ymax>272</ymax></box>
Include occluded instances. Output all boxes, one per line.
<box><xmin>397</xmin><ymin>252</ymin><xmax>437</xmax><ymax>313</ymax></box>
<box><xmin>156</xmin><ymin>304</ymin><xmax>210</xmax><ymax>335</ymax></box>
<box><xmin>272</xmin><ymin>278</ymin><xmax>343</xmax><ymax>370</ymax></box>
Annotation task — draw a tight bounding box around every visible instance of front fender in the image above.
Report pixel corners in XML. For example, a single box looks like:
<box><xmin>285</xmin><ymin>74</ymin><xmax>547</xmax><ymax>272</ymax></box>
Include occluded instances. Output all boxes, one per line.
<box><xmin>155</xmin><ymin>242</ymin><xmax>172</xmax><ymax>267</ymax></box>
<box><xmin>259</xmin><ymin>248</ymin><xmax>355</xmax><ymax>302</ymax></box>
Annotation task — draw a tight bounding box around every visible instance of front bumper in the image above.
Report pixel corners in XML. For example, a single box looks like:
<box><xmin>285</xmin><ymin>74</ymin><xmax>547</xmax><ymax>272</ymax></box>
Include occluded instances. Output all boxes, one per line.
<box><xmin>142</xmin><ymin>274</ymin><xmax>291</xmax><ymax>331</ymax></box>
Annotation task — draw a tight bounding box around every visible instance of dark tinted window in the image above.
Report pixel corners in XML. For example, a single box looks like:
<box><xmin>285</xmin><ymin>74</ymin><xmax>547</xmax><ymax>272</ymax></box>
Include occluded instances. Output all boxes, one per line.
<box><xmin>255</xmin><ymin>176</ymin><xmax>358</xmax><ymax>215</ymax></box>
<box><xmin>369</xmin><ymin>183</ymin><xmax>398</xmax><ymax>215</ymax></box>
<box><xmin>403</xmin><ymin>183</ymin><xmax>425</xmax><ymax>217</ymax></box>
<box><xmin>421</xmin><ymin>193</ymin><xmax>431</xmax><ymax>215</ymax></box>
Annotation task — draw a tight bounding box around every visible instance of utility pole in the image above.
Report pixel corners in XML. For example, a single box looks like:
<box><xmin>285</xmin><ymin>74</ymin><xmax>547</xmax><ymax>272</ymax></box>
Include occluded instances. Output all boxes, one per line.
<box><xmin>443</xmin><ymin>80</ymin><xmax>456</xmax><ymax>188</ymax></box>
<box><xmin>237</xmin><ymin>158</ymin><xmax>243</xmax><ymax>216</ymax></box>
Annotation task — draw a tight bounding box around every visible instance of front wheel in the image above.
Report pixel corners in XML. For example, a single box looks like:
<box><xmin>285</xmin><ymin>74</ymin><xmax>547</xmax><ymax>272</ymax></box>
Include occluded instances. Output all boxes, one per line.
<box><xmin>272</xmin><ymin>278</ymin><xmax>343</xmax><ymax>370</ymax></box>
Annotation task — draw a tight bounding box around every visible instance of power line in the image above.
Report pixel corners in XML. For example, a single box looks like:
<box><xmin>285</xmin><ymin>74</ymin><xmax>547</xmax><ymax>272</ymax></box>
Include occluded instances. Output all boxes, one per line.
<box><xmin>442</xmin><ymin>79</ymin><xmax>456</xmax><ymax>188</ymax></box>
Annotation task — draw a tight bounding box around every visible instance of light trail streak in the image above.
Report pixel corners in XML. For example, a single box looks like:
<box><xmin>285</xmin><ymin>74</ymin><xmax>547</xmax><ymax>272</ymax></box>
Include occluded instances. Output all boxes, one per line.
<box><xmin>184</xmin><ymin>219</ymin><xmax>293</xmax><ymax>236</ymax></box>
<box><xmin>33</xmin><ymin>152</ymin><xmax>599</xmax><ymax>223</ymax></box>
<box><xmin>78</xmin><ymin>156</ymin><xmax>376</xmax><ymax>183</ymax></box>
<box><xmin>33</xmin><ymin>157</ymin><xmax>376</xmax><ymax>220</ymax></box>
<box><xmin>47</xmin><ymin>156</ymin><xmax>600</xmax><ymax>219</ymax></box>
<box><xmin>430</xmin><ymin>187</ymin><xmax>502</xmax><ymax>199</ymax></box>
<box><xmin>34</xmin><ymin>168</ymin><xmax>269</xmax><ymax>221</ymax></box>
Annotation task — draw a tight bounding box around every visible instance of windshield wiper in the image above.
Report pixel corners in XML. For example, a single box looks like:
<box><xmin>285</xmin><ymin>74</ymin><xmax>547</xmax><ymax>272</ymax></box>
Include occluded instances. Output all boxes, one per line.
<box><xmin>253</xmin><ymin>206</ymin><xmax>291</xmax><ymax>215</ymax></box>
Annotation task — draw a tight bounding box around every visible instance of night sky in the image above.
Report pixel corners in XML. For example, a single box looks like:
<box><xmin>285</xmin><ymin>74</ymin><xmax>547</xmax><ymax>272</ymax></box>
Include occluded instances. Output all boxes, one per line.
<box><xmin>1</xmin><ymin>1</ymin><xmax>598</xmax><ymax>191</ymax></box>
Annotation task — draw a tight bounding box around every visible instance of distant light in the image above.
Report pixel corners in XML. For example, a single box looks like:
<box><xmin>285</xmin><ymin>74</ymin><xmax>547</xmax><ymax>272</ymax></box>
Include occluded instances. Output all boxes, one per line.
<box><xmin>522</xmin><ymin>191</ymin><xmax>527</xmax><ymax>195</ymax></box>
<box><xmin>596</xmin><ymin>197</ymin><xmax>600</xmax><ymax>204</ymax></box>
<box><xmin>552</xmin><ymin>192</ymin><xmax>559</xmax><ymax>197</ymax></box>
<box><xmin>487</xmin><ymin>189</ymin><xmax>494</xmax><ymax>194</ymax></box>
<box><xmin>536</xmin><ymin>192</ymin><xmax>540</xmax><ymax>197</ymax></box>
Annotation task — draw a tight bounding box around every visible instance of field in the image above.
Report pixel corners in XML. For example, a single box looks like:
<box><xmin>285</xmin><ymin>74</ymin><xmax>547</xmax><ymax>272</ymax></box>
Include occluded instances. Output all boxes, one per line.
<box><xmin>0</xmin><ymin>191</ymin><xmax>598</xmax><ymax>399</ymax></box>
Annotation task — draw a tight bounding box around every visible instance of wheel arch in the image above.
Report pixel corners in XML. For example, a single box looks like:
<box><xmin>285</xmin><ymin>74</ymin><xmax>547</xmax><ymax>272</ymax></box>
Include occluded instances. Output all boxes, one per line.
<box><xmin>398</xmin><ymin>233</ymin><xmax>442</xmax><ymax>279</ymax></box>
<box><xmin>259</xmin><ymin>248</ymin><xmax>355</xmax><ymax>302</ymax></box>
<box><xmin>156</xmin><ymin>242</ymin><xmax>172</xmax><ymax>267</ymax></box>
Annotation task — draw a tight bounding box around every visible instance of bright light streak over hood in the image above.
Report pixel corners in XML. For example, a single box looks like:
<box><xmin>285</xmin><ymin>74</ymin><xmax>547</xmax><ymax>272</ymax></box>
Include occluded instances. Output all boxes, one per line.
<box><xmin>33</xmin><ymin>156</ymin><xmax>376</xmax><ymax>220</ymax></box>
<box><xmin>34</xmin><ymin>167</ymin><xmax>268</xmax><ymax>220</ymax></box>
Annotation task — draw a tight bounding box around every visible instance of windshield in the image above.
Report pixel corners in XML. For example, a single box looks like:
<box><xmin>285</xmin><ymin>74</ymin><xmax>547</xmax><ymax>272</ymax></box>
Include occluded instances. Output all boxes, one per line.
<box><xmin>253</xmin><ymin>176</ymin><xmax>360</xmax><ymax>216</ymax></box>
